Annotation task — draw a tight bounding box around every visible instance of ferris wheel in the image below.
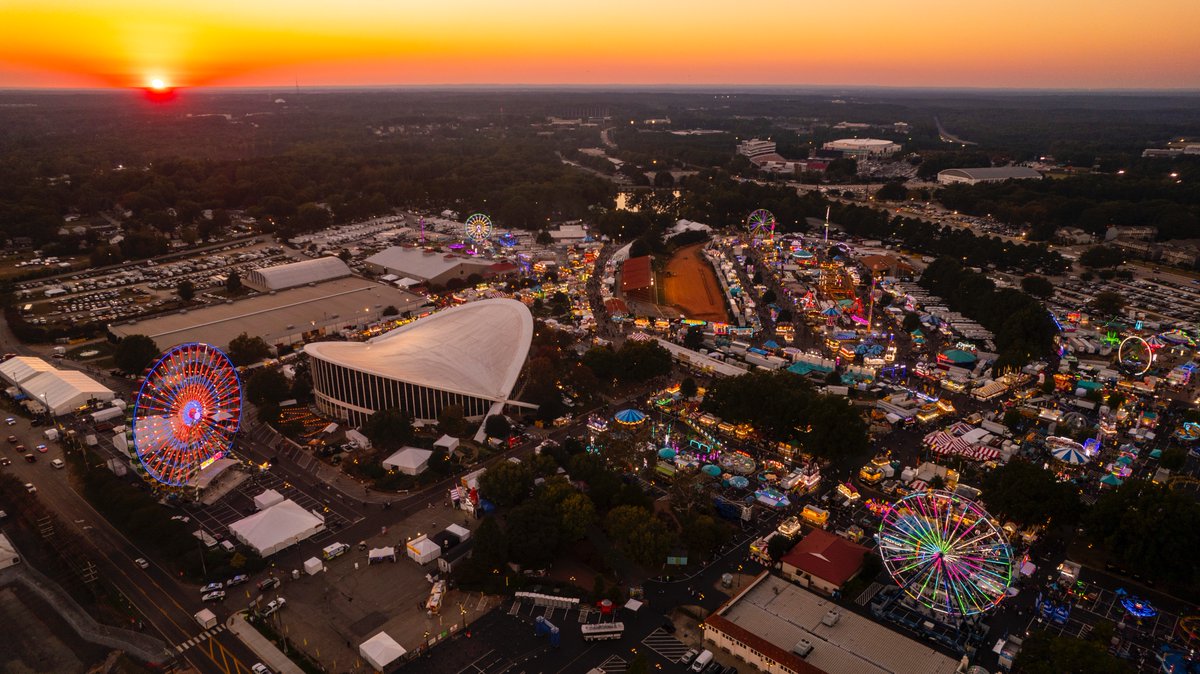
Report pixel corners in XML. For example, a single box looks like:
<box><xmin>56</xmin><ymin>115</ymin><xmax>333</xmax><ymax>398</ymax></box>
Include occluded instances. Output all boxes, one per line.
<box><xmin>746</xmin><ymin>209</ymin><xmax>776</xmax><ymax>239</ymax></box>
<box><xmin>877</xmin><ymin>490</ymin><xmax>1014</xmax><ymax>617</ymax></box>
<box><xmin>1117</xmin><ymin>335</ymin><xmax>1154</xmax><ymax>376</ymax></box>
<box><xmin>464</xmin><ymin>213</ymin><xmax>494</xmax><ymax>243</ymax></box>
<box><xmin>131</xmin><ymin>343</ymin><xmax>242</xmax><ymax>486</ymax></box>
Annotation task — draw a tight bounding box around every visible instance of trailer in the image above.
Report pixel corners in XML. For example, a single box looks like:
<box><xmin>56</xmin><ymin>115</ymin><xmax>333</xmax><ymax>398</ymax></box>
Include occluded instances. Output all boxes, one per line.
<box><xmin>90</xmin><ymin>407</ymin><xmax>124</xmax><ymax>424</ymax></box>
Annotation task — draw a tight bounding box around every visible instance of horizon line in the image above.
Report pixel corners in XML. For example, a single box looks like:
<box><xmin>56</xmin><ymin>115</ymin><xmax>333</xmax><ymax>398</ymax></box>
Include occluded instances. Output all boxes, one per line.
<box><xmin>2</xmin><ymin>83</ymin><xmax>1200</xmax><ymax>95</ymax></box>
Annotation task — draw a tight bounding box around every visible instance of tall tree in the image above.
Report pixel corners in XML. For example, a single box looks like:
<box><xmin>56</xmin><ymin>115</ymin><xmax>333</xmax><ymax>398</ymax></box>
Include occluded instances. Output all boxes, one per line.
<box><xmin>177</xmin><ymin>280</ymin><xmax>195</xmax><ymax>302</ymax></box>
<box><xmin>361</xmin><ymin>408</ymin><xmax>415</xmax><ymax>452</ymax></box>
<box><xmin>227</xmin><ymin>333</ymin><xmax>272</xmax><ymax>366</ymax></box>
<box><xmin>113</xmin><ymin>334</ymin><xmax>159</xmax><ymax>373</ymax></box>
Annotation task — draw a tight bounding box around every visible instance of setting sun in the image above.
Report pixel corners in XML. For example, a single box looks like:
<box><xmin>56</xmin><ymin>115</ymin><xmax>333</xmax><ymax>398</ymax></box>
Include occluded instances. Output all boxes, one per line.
<box><xmin>149</xmin><ymin>78</ymin><xmax>166</xmax><ymax>91</ymax></box>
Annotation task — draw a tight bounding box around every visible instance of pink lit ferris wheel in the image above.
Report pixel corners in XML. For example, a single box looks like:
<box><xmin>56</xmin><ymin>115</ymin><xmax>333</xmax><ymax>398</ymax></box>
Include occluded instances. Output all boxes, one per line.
<box><xmin>131</xmin><ymin>343</ymin><xmax>242</xmax><ymax>486</ymax></box>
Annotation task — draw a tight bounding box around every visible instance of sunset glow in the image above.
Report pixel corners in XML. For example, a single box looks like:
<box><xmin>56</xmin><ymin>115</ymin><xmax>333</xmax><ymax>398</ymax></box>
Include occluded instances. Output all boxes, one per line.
<box><xmin>2</xmin><ymin>0</ymin><xmax>1199</xmax><ymax>89</ymax></box>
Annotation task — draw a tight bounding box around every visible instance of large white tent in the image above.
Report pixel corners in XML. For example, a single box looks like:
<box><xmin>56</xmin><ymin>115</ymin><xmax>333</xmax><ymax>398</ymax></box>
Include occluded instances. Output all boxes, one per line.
<box><xmin>382</xmin><ymin>447</ymin><xmax>433</xmax><ymax>475</ymax></box>
<box><xmin>228</xmin><ymin>499</ymin><xmax>325</xmax><ymax>557</ymax></box>
<box><xmin>0</xmin><ymin>356</ymin><xmax>57</xmax><ymax>385</ymax></box>
<box><xmin>359</xmin><ymin>631</ymin><xmax>406</xmax><ymax>672</ymax></box>
<box><xmin>20</xmin><ymin>369</ymin><xmax>115</xmax><ymax>416</ymax></box>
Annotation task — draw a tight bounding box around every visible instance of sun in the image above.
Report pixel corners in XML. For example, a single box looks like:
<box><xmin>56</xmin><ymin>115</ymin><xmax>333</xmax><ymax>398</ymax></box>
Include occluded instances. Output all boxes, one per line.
<box><xmin>149</xmin><ymin>78</ymin><xmax>168</xmax><ymax>92</ymax></box>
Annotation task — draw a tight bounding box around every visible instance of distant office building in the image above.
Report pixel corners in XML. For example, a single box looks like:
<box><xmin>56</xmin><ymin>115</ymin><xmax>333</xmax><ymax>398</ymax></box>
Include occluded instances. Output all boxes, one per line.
<box><xmin>937</xmin><ymin>166</ymin><xmax>1042</xmax><ymax>185</ymax></box>
<box><xmin>821</xmin><ymin>138</ymin><xmax>901</xmax><ymax>159</ymax></box>
<box><xmin>738</xmin><ymin>139</ymin><xmax>780</xmax><ymax>162</ymax></box>
<box><xmin>1105</xmin><ymin>226</ymin><xmax>1158</xmax><ymax>242</ymax></box>
<box><xmin>244</xmin><ymin>256</ymin><xmax>352</xmax><ymax>292</ymax></box>
<box><xmin>1054</xmin><ymin>227</ymin><xmax>1094</xmax><ymax>245</ymax></box>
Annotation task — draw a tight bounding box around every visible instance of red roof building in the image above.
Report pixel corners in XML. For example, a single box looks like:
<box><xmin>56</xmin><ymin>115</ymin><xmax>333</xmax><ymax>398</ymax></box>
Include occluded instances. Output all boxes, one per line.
<box><xmin>780</xmin><ymin>528</ymin><xmax>869</xmax><ymax>595</ymax></box>
<box><xmin>620</xmin><ymin>255</ymin><xmax>654</xmax><ymax>302</ymax></box>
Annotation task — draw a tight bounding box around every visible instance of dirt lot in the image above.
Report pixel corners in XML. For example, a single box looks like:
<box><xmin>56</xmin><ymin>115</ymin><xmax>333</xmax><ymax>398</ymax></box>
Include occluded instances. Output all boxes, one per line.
<box><xmin>663</xmin><ymin>243</ymin><xmax>729</xmax><ymax>323</ymax></box>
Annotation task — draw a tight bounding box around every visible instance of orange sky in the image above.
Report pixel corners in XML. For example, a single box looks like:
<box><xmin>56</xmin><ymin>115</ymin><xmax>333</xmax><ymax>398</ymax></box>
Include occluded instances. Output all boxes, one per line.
<box><xmin>3</xmin><ymin>0</ymin><xmax>1199</xmax><ymax>89</ymax></box>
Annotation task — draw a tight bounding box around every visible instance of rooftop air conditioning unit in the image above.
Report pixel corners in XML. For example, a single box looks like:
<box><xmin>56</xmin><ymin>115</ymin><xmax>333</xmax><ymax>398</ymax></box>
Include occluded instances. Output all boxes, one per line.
<box><xmin>821</xmin><ymin>610</ymin><xmax>840</xmax><ymax>627</ymax></box>
<box><xmin>792</xmin><ymin>639</ymin><xmax>813</xmax><ymax>658</ymax></box>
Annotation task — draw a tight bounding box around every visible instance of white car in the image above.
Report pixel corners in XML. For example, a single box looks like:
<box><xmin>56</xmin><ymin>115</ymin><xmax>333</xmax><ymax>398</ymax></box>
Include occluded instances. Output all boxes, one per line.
<box><xmin>134</xmin><ymin>558</ymin><xmax>149</xmax><ymax>569</ymax></box>
<box><xmin>226</xmin><ymin>574</ymin><xmax>248</xmax><ymax>587</ymax></box>
<box><xmin>201</xmin><ymin>582</ymin><xmax>224</xmax><ymax>593</ymax></box>
<box><xmin>262</xmin><ymin>597</ymin><xmax>286</xmax><ymax>616</ymax></box>
<box><xmin>202</xmin><ymin>590</ymin><xmax>226</xmax><ymax>603</ymax></box>
<box><xmin>24</xmin><ymin>483</ymin><xmax>37</xmax><ymax>494</ymax></box>
<box><xmin>251</xmin><ymin>664</ymin><xmax>273</xmax><ymax>674</ymax></box>
<box><xmin>5</xmin><ymin>418</ymin><xmax>15</xmax><ymax>425</ymax></box>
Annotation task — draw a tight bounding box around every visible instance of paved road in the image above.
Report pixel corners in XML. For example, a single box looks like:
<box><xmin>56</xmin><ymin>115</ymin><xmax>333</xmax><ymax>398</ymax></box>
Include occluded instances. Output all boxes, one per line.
<box><xmin>0</xmin><ymin>325</ymin><xmax>261</xmax><ymax>673</ymax></box>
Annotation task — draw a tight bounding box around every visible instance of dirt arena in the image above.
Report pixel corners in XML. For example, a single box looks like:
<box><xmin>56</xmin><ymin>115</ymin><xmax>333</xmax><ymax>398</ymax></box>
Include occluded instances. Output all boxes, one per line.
<box><xmin>663</xmin><ymin>243</ymin><xmax>730</xmax><ymax>323</ymax></box>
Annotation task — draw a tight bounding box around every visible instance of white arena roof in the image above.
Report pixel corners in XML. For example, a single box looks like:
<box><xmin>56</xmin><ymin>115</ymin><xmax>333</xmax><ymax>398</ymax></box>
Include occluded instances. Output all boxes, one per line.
<box><xmin>304</xmin><ymin>298</ymin><xmax>533</xmax><ymax>403</ymax></box>
<box><xmin>825</xmin><ymin>138</ymin><xmax>898</xmax><ymax>149</ymax></box>
<box><xmin>245</xmin><ymin>256</ymin><xmax>351</xmax><ymax>291</ymax></box>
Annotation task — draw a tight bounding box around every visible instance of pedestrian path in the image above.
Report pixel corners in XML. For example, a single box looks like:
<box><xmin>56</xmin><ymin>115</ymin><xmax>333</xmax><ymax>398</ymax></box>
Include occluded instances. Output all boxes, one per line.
<box><xmin>597</xmin><ymin>654</ymin><xmax>627</xmax><ymax>672</ymax></box>
<box><xmin>856</xmin><ymin>582</ymin><xmax>884</xmax><ymax>606</ymax></box>
<box><xmin>641</xmin><ymin>628</ymin><xmax>690</xmax><ymax>663</ymax></box>
<box><xmin>174</xmin><ymin>625</ymin><xmax>227</xmax><ymax>653</ymax></box>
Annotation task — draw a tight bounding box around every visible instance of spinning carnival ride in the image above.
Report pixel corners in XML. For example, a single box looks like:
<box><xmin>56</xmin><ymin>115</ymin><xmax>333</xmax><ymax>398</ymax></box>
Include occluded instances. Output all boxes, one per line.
<box><xmin>746</xmin><ymin>209</ymin><xmax>776</xmax><ymax>240</ymax></box>
<box><xmin>464</xmin><ymin>213</ymin><xmax>494</xmax><ymax>244</ymax></box>
<box><xmin>877</xmin><ymin>490</ymin><xmax>1015</xmax><ymax>617</ymax></box>
<box><xmin>131</xmin><ymin>343</ymin><xmax>242</xmax><ymax>486</ymax></box>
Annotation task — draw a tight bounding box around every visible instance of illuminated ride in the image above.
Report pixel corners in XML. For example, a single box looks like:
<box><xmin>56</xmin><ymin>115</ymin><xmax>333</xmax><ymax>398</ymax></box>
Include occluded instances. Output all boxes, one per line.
<box><xmin>131</xmin><ymin>343</ymin><xmax>242</xmax><ymax>486</ymax></box>
<box><xmin>1117</xmin><ymin>335</ymin><xmax>1154</xmax><ymax>376</ymax></box>
<box><xmin>746</xmin><ymin>209</ymin><xmax>776</xmax><ymax>240</ymax></box>
<box><xmin>877</xmin><ymin>490</ymin><xmax>1014</xmax><ymax>617</ymax></box>
<box><xmin>464</xmin><ymin>213</ymin><xmax>494</xmax><ymax>243</ymax></box>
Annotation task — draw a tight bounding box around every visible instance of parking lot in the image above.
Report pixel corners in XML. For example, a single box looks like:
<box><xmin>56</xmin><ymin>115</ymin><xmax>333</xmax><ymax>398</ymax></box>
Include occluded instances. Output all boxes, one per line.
<box><xmin>188</xmin><ymin>469</ymin><xmax>363</xmax><ymax>544</ymax></box>
<box><xmin>11</xmin><ymin>240</ymin><xmax>293</xmax><ymax>329</ymax></box>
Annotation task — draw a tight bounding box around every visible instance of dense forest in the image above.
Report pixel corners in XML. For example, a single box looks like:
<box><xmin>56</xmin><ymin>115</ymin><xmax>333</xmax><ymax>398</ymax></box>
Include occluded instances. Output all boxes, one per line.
<box><xmin>937</xmin><ymin>158</ymin><xmax>1200</xmax><ymax>241</ymax></box>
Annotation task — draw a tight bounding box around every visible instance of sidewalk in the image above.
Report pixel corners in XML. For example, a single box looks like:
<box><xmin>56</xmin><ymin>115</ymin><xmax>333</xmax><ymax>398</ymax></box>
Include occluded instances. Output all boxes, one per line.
<box><xmin>227</xmin><ymin>613</ymin><xmax>304</xmax><ymax>674</ymax></box>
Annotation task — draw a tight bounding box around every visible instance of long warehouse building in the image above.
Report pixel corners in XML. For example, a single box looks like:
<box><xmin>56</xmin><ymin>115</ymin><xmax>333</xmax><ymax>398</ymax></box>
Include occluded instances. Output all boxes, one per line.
<box><xmin>304</xmin><ymin>298</ymin><xmax>534</xmax><ymax>424</ymax></box>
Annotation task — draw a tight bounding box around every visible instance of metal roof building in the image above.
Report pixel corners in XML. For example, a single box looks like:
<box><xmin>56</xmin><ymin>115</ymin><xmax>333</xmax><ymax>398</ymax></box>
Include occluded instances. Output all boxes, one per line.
<box><xmin>305</xmin><ymin>298</ymin><xmax>534</xmax><ymax>424</ymax></box>
<box><xmin>704</xmin><ymin>573</ymin><xmax>959</xmax><ymax>674</ymax></box>
<box><xmin>244</xmin><ymin>256</ymin><xmax>352</xmax><ymax>291</ymax></box>
<box><xmin>937</xmin><ymin>166</ymin><xmax>1042</xmax><ymax>185</ymax></box>
<box><xmin>109</xmin><ymin>278</ymin><xmax>428</xmax><ymax>352</ymax></box>
<box><xmin>363</xmin><ymin>247</ymin><xmax>496</xmax><ymax>286</ymax></box>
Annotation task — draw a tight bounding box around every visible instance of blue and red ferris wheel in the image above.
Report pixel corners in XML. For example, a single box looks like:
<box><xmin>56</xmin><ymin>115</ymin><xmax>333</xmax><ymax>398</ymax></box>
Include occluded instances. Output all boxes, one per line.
<box><xmin>131</xmin><ymin>343</ymin><xmax>242</xmax><ymax>486</ymax></box>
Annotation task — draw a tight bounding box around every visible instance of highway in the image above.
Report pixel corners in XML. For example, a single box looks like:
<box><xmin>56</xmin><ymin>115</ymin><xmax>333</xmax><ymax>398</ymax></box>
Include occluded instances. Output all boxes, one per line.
<box><xmin>0</xmin><ymin>323</ymin><xmax>260</xmax><ymax>674</ymax></box>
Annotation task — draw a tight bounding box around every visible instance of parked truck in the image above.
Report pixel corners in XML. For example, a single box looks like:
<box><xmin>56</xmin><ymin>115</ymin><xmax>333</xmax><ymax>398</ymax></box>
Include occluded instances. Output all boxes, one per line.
<box><xmin>195</xmin><ymin>609</ymin><xmax>218</xmax><ymax>629</ymax></box>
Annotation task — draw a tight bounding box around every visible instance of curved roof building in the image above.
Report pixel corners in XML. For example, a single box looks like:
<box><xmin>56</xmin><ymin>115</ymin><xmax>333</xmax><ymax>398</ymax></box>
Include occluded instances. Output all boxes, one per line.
<box><xmin>821</xmin><ymin>138</ymin><xmax>902</xmax><ymax>158</ymax></box>
<box><xmin>304</xmin><ymin>298</ymin><xmax>534</xmax><ymax>424</ymax></box>
<box><xmin>245</xmin><ymin>256</ymin><xmax>352</xmax><ymax>291</ymax></box>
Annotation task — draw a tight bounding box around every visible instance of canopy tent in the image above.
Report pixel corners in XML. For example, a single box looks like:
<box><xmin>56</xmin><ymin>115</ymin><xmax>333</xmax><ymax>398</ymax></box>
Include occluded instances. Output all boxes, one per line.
<box><xmin>433</xmin><ymin>434</ymin><xmax>460</xmax><ymax>455</ymax></box>
<box><xmin>940</xmin><ymin>349</ymin><xmax>978</xmax><ymax>365</ymax></box>
<box><xmin>701</xmin><ymin>464</ymin><xmax>722</xmax><ymax>477</ymax></box>
<box><xmin>1100</xmin><ymin>474</ymin><xmax>1124</xmax><ymax>487</ymax></box>
<box><xmin>614</xmin><ymin>409</ymin><xmax>646</xmax><ymax>425</ymax></box>
<box><xmin>657</xmin><ymin>448</ymin><xmax>677</xmax><ymax>460</ymax></box>
<box><xmin>1051</xmin><ymin>446</ymin><xmax>1090</xmax><ymax>465</ymax></box>
<box><xmin>228</xmin><ymin>499</ymin><xmax>325</xmax><ymax>557</ymax></box>
<box><xmin>382</xmin><ymin>447</ymin><xmax>434</xmax><ymax>475</ymax></box>
<box><xmin>359</xmin><ymin>631</ymin><xmax>407</xmax><ymax>672</ymax></box>
<box><xmin>253</xmin><ymin>489</ymin><xmax>286</xmax><ymax>511</ymax></box>
<box><xmin>729</xmin><ymin>475</ymin><xmax>751</xmax><ymax>489</ymax></box>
